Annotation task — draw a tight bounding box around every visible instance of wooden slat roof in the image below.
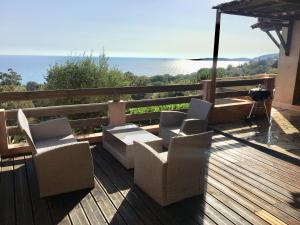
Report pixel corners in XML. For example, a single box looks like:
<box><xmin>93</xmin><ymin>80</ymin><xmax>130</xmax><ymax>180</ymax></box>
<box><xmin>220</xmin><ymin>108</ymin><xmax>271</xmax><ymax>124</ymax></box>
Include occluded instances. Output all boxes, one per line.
<box><xmin>213</xmin><ymin>0</ymin><xmax>300</xmax><ymax>20</ymax></box>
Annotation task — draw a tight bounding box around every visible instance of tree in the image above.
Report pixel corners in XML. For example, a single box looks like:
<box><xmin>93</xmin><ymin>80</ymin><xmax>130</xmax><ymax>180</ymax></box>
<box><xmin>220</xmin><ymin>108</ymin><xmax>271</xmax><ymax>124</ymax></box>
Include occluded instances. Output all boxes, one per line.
<box><xmin>26</xmin><ymin>81</ymin><xmax>40</xmax><ymax>91</ymax></box>
<box><xmin>0</xmin><ymin>68</ymin><xmax>21</xmax><ymax>86</ymax></box>
<box><xmin>44</xmin><ymin>54</ymin><xmax>140</xmax><ymax>106</ymax></box>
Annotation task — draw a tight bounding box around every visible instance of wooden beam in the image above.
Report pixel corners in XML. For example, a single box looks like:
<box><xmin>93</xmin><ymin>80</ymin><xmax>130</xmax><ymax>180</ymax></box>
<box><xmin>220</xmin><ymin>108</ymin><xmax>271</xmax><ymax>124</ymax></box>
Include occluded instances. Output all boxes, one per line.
<box><xmin>211</xmin><ymin>10</ymin><xmax>222</xmax><ymax>105</ymax></box>
<box><xmin>0</xmin><ymin>109</ymin><xmax>9</xmax><ymax>156</ymax></box>
<box><xmin>5</xmin><ymin>103</ymin><xmax>108</xmax><ymax>120</ymax></box>
<box><xmin>285</xmin><ymin>18</ymin><xmax>294</xmax><ymax>56</ymax></box>
<box><xmin>266</xmin><ymin>31</ymin><xmax>280</xmax><ymax>48</ymax></box>
<box><xmin>216</xmin><ymin>78</ymin><xmax>266</xmax><ymax>87</ymax></box>
<box><xmin>0</xmin><ymin>84</ymin><xmax>201</xmax><ymax>102</ymax></box>
<box><xmin>126</xmin><ymin>95</ymin><xmax>202</xmax><ymax>108</ymax></box>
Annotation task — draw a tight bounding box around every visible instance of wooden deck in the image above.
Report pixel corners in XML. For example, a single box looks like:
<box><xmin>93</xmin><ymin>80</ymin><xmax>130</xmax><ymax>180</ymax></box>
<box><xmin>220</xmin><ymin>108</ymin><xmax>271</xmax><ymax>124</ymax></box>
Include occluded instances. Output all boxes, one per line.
<box><xmin>1</xmin><ymin>134</ymin><xmax>300</xmax><ymax>225</ymax></box>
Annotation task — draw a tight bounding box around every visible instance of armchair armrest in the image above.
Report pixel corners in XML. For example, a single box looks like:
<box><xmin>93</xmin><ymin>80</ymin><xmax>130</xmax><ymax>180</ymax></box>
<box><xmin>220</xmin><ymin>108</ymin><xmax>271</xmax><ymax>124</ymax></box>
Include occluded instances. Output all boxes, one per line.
<box><xmin>180</xmin><ymin>118</ymin><xmax>208</xmax><ymax>135</ymax></box>
<box><xmin>143</xmin><ymin>139</ymin><xmax>164</xmax><ymax>152</ymax></box>
<box><xmin>133</xmin><ymin>141</ymin><xmax>168</xmax><ymax>205</ymax></box>
<box><xmin>133</xmin><ymin>141</ymin><xmax>166</xmax><ymax>164</ymax></box>
<box><xmin>34</xmin><ymin>141</ymin><xmax>94</xmax><ymax>196</ymax></box>
<box><xmin>31</xmin><ymin>117</ymin><xmax>72</xmax><ymax>140</ymax></box>
<box><xmin>159</xmin><ymin>111</ymin><xmax>187</xmax><ymax>127</ymax></box>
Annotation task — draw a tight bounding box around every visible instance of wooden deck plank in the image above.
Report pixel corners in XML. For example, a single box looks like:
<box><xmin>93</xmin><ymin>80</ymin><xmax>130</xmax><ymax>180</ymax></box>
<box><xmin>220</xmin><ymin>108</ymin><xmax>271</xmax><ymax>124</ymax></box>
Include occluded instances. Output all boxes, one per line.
<box><xmin>80</xmin><ymin>193</ymin><xmax>107</xmax><ymax>225</ymax></box>
<box><xmin>90</xmin><ymin>179</ymin><xmax>126</xmax><ymax>225</ymax></box>
<box><xmin>46</xmin><ymin>196</ymin><xmax>72</xmax><ymax>225</ymax></box>
<box><xmin>214</xmin><ymin>140</ymin><xmax>300</xmax><ymax>187</ymax></box>
<box><xmin>47</xmin><ymin>199</ymin><xmax>72</xmax><ymax>225</ymax></box>
<box><xmin>173</xmin><ymin>199</ymin><xmax>221</xmax><ymax>225</ymax></box>
<box><xmin>1</xmin><ymin>134</ymin><xmax>300</xmax><ymax>225</ymax></box>
<box><xmin>212</xmin><ymin>147</ymin><xmax>299</xmax><ymax>196</ymax></box>
<box><xmin>0</xmin><ymin>157</ymin><xmax>16</xmax><ymax>225</ymax></box>
<box><xmin>67</xmin><ymin>201</ymin><xmax>90</xmax><ymax>225</ymax></box>
<box><xmin>199</xmin><ymin>201</ymin><xmax>234</xmax><ymax>225</ymax></box>
<box><xmin>98</xmin><ymin>145</ymin><xmax>227</xmax><ymax>225</ymax></box>
<box><xmin>207</xmin><ymin>185</ymin><xmax>269</xmax><ymax>225</ymax></box>
<box><xmin>216</xmin><ymin>140</ymin><xmax>300</xmax><ymax>191</ymax></box>
<box><xmin>24</xmin><ymin>155</ymin><xmax>53</xmax><ymax>225</ymax></box>
<box><xmin>211</xmin><ymin>152</ymin><xmax>295</xmax><ymax>203</ymax></box>
<box><xmin>207</xmin><ymin>173</ymin><xmax>300</xmax><ymax>225</ymax></box>
<box><xmin>93</xmin><ymin>161</ymin><xmax>145</xmax><ymax>225</ymax></box>
<box><xmin>255</xmin><ymin>210</ymin><xmax>288</xmax><ymax>225</ymax></box>
<box><xmin>94</xmin><ymin>148</ymin><xmax>216</xmax><ymax>225</ymax></box>
<box><xmin>204</xmin><ymin>193</ymin><xmax>251</xmax><ymax>225</ymax></box>
<box><xmin>238</xmin><ymin>145</ymin><xmax>300</xmax><ymax>173</ymax></box>
<box><xmin>209</xmin><ymin>156</ymin><xmax>300</xmax><ymax>219</ymax></box>
<box><xmin>209</xmin><ymin>157</ymin><xmax>279</xmax><ymax>204</ymax></box>
<box><xmin>14</xmin><ymin>156</ymin><xmax>34</xmax><ymax>225</ymax></box>
<box><xmin>95</xmin><ymin>146</ymin><xmax>201</xmax><ymax>225</ymax></box>
<box><xmin>211</xmin><ymin>152</ymin><xmax>296</xmax><ymax>200</ymax></box>
<box><xmin>92</xmin><ymin>150</ymin><xmax>164</xmax><ymax>225</ymax></box>
<box><xmin>221</xmin><ymin>138</ymin><xmax>300</xmax><ymax>174</ymax></box>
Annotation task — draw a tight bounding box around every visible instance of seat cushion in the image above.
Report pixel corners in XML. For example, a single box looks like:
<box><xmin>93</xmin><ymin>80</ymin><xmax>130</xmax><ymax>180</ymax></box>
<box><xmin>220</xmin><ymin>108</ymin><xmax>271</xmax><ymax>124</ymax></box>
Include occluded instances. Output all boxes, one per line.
<box><xmin>35</xmin><ymin>134</ymin><xmax>77</xmax><ymax>154</ymax></box>
<box><xmin>159</xmin><ymin>126</ymin><xmax>181</xmax><ymax>147</ymax></box>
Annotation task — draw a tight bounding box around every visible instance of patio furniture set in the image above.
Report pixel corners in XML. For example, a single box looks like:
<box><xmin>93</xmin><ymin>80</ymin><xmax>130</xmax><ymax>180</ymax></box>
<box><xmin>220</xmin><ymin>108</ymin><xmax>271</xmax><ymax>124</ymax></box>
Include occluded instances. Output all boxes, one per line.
<box><xmin>18</xmin><ymin>98</ymin><xmax>213</xmax><ymax>206</ymax></box>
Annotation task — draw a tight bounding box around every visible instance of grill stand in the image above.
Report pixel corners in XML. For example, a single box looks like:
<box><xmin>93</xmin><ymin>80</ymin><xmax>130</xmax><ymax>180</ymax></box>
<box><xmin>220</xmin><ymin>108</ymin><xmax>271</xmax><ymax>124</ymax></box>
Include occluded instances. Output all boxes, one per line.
<box><xmin>247</xmin><ymin>100</ymin><xmax>270</xmax><ymax>123</ymax></box>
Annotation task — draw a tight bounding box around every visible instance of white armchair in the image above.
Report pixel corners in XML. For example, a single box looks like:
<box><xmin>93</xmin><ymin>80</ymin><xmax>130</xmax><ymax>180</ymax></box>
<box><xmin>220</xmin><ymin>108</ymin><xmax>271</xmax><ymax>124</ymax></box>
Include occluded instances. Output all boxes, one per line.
<box><xmin>134</xmin><ymin>131</ymin><xmax>213</xmax><ymax>206</ymax></box>
<box><xmin>159</xmin><ymin>98</ymin><xmax>212</xmax><ymax>147</ymax></box>
<box><xmin>18</xmin><ymin>109</ymin><xmax>94</xmax><ymax>197</ymax></box>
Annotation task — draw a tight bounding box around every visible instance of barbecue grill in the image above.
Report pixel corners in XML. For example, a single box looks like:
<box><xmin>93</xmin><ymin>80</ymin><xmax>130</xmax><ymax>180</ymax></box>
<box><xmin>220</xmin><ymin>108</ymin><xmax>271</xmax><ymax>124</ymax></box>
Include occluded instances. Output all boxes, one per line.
<box><xmin>247</xmin><ymin>85</ymin><xmax>271</xmax><ymax>122</ymax></box>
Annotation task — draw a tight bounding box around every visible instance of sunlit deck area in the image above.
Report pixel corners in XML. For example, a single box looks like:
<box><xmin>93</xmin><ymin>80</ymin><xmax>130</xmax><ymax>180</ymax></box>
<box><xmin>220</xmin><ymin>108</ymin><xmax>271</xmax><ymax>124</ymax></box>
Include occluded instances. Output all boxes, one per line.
<box><xmin>214</xmin><ymin>107</ymin><xmax>300</xmax><ymax>160</ymax></box>
<box><xmin>1</xmin><ymin>134</ymin><xmax>299</xmax><ymax>225</ymax></box>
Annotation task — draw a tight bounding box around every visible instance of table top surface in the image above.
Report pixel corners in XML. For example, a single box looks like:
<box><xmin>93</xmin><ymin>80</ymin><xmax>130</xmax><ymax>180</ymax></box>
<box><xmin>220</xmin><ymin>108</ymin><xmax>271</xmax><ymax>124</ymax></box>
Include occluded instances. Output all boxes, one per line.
<box><xmin>104</xmin><ymin>123</ymin><xmax>161</xmax><ymax>145</ymax></box>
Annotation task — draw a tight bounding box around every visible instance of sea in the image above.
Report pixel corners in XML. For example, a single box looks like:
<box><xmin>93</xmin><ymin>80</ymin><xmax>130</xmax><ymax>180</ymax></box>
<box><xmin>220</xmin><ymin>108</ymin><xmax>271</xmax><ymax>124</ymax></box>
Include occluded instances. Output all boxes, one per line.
<box><xmin>0</xmin><ymin>55</ymin><xmax>247</xmax><ymax>84</ymax></box>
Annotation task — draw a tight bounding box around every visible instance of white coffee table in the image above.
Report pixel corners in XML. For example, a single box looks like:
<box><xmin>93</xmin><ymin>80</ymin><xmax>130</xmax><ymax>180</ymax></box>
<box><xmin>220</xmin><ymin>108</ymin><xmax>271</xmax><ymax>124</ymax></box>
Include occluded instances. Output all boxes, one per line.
<box><xmin>102</xmin><ymin>123</ymin><xmax>162</xmax><ymax>169</ymax></box>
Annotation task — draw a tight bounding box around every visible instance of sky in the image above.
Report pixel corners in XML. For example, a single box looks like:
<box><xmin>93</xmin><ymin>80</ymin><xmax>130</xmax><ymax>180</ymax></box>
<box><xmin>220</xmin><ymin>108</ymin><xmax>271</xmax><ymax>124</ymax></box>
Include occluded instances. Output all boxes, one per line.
<box><xmin>0</xmin><ymin>0</ymin><xmax>278</xmax><ymax>59</ymax></box>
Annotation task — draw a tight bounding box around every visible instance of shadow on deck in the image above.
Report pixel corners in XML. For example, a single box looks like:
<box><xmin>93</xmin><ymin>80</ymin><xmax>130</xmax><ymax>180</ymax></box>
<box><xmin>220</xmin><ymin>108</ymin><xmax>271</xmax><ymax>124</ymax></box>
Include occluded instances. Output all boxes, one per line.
<box><xmin>1</xmin><ymin>134</ymin><xmax>300</xmax><ymax>225</ymax></box>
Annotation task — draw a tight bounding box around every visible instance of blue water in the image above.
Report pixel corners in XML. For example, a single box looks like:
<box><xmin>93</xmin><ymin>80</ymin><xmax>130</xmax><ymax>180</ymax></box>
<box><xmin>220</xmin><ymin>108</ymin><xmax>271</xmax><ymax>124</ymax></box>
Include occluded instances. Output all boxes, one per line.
<box><xmin>0</xmin><ymin>55</ymin><xmax>246</xmax><ymax>84</ymax></box>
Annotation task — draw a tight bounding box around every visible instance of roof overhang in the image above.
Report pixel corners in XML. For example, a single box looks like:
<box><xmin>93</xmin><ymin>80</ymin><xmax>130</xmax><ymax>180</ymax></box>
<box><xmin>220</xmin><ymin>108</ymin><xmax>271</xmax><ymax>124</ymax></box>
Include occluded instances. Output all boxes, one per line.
<box><xmin>213</xmin><ymin>0</ymin><xmax>300</xmax><ymax>20</ymax></box>
<box><xmin>213</xmin><ymin>0</ymin><xmax>300</xmax><ymax>56</ymax></box>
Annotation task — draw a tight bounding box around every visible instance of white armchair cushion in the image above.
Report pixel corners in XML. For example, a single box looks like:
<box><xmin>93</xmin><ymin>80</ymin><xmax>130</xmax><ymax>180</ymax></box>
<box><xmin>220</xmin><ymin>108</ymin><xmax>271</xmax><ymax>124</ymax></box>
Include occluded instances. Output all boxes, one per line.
<box><xmin>34</xmin><ymin>134</ymin><xmax>76</xmax><ymax>154</ymax></box>
<box><xmin>31</xmin><ymin>117</ymin><xmax>72</xmax><ymax>140</ymax></box>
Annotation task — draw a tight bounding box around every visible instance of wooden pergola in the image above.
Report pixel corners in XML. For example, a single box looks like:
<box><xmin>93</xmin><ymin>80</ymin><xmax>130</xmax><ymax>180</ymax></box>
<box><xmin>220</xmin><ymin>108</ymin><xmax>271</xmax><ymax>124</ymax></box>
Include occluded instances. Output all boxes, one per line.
<box><xmin>210</xmin><ymin>0</ymin><xmax>300</xmax><ymax>104</ymax></box>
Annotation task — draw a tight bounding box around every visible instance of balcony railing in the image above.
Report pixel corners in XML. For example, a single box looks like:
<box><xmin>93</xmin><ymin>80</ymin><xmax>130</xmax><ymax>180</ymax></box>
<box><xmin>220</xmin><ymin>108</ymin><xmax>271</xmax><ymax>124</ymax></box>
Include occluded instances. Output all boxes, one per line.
<box><xmin>0</xmin><ymin>76</ymin><xmax>275</xmax><ymax>157</ymax></box>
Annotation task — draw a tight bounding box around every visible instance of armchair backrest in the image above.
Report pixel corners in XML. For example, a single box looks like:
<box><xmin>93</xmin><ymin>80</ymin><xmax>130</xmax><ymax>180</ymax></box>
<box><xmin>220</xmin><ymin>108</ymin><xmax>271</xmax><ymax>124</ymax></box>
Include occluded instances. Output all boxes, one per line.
<box><xmin>166</xmin><ymin>131</ymin><xmax>213</xmax><ymax>203</ymax></box>
<box><xmin>187</xmin><ymin>99</ymin><xmax>212</xmax><ymax>120</ymax></box>
<box><xmin>17</xmin><ymin>109</ymin><xmax>36</xmax><ymax>153</ymax></box>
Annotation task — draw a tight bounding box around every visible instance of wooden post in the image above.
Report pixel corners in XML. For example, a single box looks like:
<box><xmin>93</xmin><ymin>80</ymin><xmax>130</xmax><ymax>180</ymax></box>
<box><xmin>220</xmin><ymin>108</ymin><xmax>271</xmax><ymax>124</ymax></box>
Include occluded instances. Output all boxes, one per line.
<box><xmin>0</xmin><ymin>109</ymin><xmax>9</xmax><ymax>156</ymax></box>
<box><xmin>263</xmin><ymin>77</ymin><xmax>275</xmax><ymax>99</ymax></box>
<box><xmin>107</xmin><ymin>100</ymin><xmax>126</xmax><ymax>126</ymax></box>
<box><xmin>202</xmin><ymin>80</ymin><xmax>213</xmax><ymax>102</ymax></box>
<box><xmin>210</xmin><ymin>10</ymin><xmax>222</xmax><ymax>105</ymax></box>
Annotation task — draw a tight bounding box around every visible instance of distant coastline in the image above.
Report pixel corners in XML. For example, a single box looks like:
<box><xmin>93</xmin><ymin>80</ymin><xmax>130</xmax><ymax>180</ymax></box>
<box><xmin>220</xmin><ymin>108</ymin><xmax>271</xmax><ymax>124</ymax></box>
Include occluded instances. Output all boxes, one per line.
<box><xmin>190</xmin><ymin>57</ymin><xmax>250</xmax><ymax>61</ymax></box>
<box><xmin>0</xmin><ymin>55</ymin><xmax>249</xmax><ymax>84</ymax></box>
<box><xmin>190</xmin><ymin>53</ymin><xmax>279</xmax><ymax>62</ymax></box>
